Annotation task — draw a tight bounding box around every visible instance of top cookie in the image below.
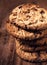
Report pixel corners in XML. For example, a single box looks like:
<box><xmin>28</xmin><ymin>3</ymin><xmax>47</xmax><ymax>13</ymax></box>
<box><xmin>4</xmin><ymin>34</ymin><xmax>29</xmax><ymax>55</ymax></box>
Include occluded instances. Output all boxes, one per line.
<box><xmin>9</xmin><ymin>3</ymin><xmax>47</xmax><ymax>31</ymax></box>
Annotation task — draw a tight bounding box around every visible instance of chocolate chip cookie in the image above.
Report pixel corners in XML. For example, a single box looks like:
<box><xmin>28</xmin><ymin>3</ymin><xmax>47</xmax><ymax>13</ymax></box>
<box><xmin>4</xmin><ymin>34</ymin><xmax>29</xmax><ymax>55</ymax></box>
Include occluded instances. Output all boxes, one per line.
<box><xmin>9</xmin><ymin>3</ymin><xmax>47</xmax><ymax>31</ymax></box>
<box><xmin>15</xmin><ymin>38</ymin><xmax>47</xmax><ymax>52</ymax></box>
<box><xmin>15</xmin><ymin>39</ymin><xmax>47</xmax><ymax>62</ymax></box>
<box><xmin>6</xmin><ymin>22</ymin><xmax>47</xmax><ymax>40</ymax></box>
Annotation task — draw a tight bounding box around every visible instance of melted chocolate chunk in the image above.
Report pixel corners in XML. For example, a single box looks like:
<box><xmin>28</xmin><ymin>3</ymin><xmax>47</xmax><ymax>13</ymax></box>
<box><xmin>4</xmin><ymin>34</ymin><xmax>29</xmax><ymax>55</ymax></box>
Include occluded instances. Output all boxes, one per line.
<box><xmin>40</xmin><ymin>10</ymin><xmax>45</xmax><ymax>14</ymax></box>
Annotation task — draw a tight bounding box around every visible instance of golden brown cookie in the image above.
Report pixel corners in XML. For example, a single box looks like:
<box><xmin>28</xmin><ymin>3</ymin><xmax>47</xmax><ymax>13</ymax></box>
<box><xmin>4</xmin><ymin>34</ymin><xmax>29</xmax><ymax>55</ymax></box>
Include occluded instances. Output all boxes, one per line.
<box><xmin>15</xmin><ymin>38</ymin><xmax>47</xmax><ymax>52</ymax></box>
<box><xmin>9</xmin><ymin>3</ymin><xmax>47</xmax><ymax>31</ymax></box>
<box><xmin>6</xmin><ymin>22</ymin><xmax>47</xmax><ymax>40</ymax></box>
<box><xmin>15</xmin><ymin>39</ymin><xmax>47</xmax><ymax>62</ymax></box>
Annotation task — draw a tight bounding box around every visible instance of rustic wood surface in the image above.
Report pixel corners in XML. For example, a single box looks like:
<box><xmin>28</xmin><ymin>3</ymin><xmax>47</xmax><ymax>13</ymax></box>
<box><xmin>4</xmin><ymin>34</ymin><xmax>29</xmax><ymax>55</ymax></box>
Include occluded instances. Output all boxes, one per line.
<box><xmin>0</xmin><ymin>0</ymin><xmax>47</xmax><ymax>65</ymax></box>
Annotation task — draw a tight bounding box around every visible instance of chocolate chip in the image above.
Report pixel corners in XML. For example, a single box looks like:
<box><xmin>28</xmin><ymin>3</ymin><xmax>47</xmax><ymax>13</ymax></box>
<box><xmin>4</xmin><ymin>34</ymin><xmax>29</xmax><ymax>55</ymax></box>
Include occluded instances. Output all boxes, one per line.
<box><xmin>19</xmin><ymin>5</ymin><xmax>22</xmax><ymax>9</ymax></box>
<box><xmin>23</xmin><ymin>9</ymin><xmax>30</xmax><ymax>14</ymax></box>
<box><xmin>28</xmin><ymin>23</ymin><xmax>32</xmax><ymax>25</ymax></box>
<box><xmin>27</xmin><ymin>9</ymin><xmax>30</xmax><ymax>13</ymax></box>
<box><xmin>11</xmin><ymin>22</ymin><xmax>13</xmax><ymax>24</ymax></box>
<box><xmin>25</xmin><ymin>25</ymin><xmax>27</xmax><ymax>29</ymax></box>
<box><xmin>40</xmin><ymin>10</ymin><xmax>45</xmax><ymax>14</ymax></box>
<box><xmin>26</xmin><ymin>15</ymin><xmax>31</xmax><ymax>19</ymax></box>
<box><xmin>11</xmin><ymin>22</ymin><xmax>16</xmax><ymax>26</ymax></box>
<box><xmin>31</xmin><ymin>7</ymin><xmax>38</xmax><ymax>11</ymax></box>
<box><xmin>13</xmin><ymin>23</ymin><xmax>16</xmax><ymax>26</ymax></box>
<box><xmin>23</xmin><ymin>11</ymin><xmax>27</xmax><ymax>14</ymax></box>
<box><xmin>40</xmin><ymin>20</ymin><xmax>43</xmax><ymax>22</ymax></box>
<box><xmin>28</xmin><ymin>20</ymin><xmax>38</xmax><ymax>25</ymax></box>
<box><xmin>42</xmin><ymin>16</ymin><xmax>45</xmax><ymax>18</ymax></box>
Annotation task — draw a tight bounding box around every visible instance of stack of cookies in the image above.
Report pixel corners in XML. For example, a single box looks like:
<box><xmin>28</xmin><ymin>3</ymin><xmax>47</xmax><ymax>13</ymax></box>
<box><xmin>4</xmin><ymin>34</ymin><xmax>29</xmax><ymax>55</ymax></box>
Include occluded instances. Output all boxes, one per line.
<box><xmin>6</xmin><ymin>3</ymin><xmax>47</xmax><ymax>62</ymax></box>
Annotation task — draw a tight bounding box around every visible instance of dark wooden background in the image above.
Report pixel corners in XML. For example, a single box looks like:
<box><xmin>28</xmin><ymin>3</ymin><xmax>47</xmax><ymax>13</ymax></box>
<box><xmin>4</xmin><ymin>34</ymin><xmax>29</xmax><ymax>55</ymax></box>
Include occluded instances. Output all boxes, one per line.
<box><xmin>0</xmin><ymin>0</ymin><xmax>47</xmax><ymax>65</ymax></box>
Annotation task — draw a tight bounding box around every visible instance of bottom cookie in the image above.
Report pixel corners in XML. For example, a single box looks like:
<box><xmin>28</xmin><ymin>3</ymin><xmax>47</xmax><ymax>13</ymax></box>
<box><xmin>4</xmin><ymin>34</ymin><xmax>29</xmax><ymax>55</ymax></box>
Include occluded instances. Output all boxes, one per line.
<box><xmin>15</xmin><ymin>39</ymin><xmax>47</xmax><ymax>62</ymax></box>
